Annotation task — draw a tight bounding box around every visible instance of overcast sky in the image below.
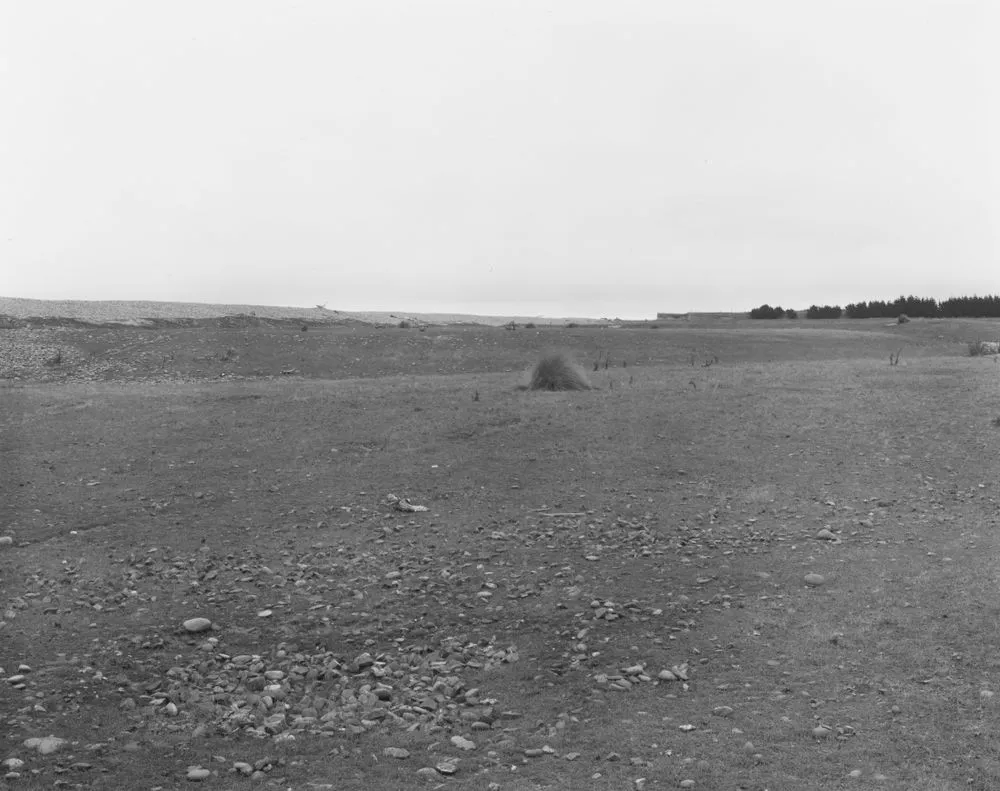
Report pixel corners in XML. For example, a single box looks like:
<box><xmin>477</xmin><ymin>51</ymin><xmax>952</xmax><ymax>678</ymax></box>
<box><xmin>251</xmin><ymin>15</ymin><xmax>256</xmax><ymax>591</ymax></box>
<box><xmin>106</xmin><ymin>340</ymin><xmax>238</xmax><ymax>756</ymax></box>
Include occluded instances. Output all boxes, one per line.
<box><xmin>1</xmin><ymin>1</ymin><xmax>996</xmax><ymax>318</ymax></box>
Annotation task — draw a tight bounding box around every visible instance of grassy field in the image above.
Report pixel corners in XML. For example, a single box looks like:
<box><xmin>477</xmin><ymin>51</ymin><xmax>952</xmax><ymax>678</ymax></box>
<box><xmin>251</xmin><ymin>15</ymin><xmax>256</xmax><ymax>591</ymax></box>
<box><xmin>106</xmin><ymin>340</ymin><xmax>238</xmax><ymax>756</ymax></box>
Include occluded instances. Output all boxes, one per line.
<box><xmin>2</xmin><ymin>317</ymin><xmax>999</xmax><ymax>790</ymax></box>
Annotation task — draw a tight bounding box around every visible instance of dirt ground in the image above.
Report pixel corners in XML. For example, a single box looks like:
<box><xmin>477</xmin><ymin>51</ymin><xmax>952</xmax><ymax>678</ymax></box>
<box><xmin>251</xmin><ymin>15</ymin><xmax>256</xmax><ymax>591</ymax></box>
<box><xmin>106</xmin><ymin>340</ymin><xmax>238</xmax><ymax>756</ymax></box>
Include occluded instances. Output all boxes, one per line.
<box><xmin>2</xmin><ymin>316</ymin><xmax>999</xmax><ymax>790</ymax></box>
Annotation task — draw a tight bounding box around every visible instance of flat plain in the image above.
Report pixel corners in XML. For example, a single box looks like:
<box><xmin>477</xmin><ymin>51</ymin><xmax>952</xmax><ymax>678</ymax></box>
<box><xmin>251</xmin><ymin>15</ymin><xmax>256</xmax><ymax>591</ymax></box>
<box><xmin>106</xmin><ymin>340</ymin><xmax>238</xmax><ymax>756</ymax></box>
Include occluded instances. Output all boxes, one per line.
<box><xmin>2</xmin><ymin>314</ymin><xmax>999</xmax><ymax>790</ymax></box>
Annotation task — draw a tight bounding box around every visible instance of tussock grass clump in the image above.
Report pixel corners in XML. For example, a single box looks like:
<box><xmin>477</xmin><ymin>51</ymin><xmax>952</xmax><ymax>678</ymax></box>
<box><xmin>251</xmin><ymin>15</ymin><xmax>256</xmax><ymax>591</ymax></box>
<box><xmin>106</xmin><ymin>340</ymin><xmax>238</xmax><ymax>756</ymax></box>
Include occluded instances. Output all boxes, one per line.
<box><xmin>968</xmin><ymin>340</ymin><xmax>1000</xmax><ymax>357</ymax></box>
<box><xmin>528</xmin><ymin>353</ymin><xmax>591</xmax><ymax>391</ymax></box>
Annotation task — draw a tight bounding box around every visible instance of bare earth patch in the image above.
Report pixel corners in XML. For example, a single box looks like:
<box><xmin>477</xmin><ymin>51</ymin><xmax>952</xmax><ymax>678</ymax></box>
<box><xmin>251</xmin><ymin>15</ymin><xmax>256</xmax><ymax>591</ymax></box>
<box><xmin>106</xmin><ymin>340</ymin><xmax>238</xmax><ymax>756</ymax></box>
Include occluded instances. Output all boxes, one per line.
<box><xmin>3</xmin><ymin>312</ymin><xmax>1000</xmax><ymax>789</ymax></box>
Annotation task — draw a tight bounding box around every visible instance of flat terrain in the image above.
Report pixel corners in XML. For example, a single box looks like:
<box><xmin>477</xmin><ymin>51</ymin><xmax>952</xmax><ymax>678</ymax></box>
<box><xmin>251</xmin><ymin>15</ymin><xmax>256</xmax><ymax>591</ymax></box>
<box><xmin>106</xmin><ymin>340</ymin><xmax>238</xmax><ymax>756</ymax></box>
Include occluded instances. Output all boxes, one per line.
<box><xmin>2</xmin><ymin>313</ymin><xmax>999</xmax><ymax>790</ymax></box>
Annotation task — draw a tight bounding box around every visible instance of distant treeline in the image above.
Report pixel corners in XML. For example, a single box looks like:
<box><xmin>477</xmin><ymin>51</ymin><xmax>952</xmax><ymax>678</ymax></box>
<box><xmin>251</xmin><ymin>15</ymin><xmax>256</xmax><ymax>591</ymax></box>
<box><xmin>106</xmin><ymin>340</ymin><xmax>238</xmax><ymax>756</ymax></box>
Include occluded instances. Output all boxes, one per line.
<box><xmin>750</xmin><ymin>295</ymin><xmax>1000</xmax><ymax>320</ymax></box>
<box><xmin>748</xmin><ymin>305</ymin><xmax>798</xmax><ymax>319</ymax></box>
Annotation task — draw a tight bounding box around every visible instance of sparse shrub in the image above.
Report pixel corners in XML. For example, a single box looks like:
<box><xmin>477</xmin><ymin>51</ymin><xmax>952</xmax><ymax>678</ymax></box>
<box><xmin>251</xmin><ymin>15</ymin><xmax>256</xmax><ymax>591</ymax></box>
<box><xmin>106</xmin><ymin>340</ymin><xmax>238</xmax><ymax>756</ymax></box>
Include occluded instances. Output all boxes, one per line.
<box><xmin>45</xmin><ymin>349</ymin><xmax>63</xmax><ymax>366</ymax></box>
<box><xmin>566</xmin><ymin>322</ymin><xmax>579</xmax><ymax>329</ymax></box>
<box><xmin>786</xmin><ymin>309</ymin><xmax>798</xmax><ymax>319</ymax></box>
<box><xmin>505</xmin><ymin>321</ymin><xmax>517</xmax><ymax>331</ymax></box>
<box><xmin>649</xmin><ymin>323</ymin><xmax>659</xmax><ymax>329</ymax></box>
<box><xmin>525</xmin><ymin>322</ymin><xmax>536</xmax><ymax>329</ymax></box>
<box><xmin>897</xmin><ymin>313</ymin><xmax>910</xmax><ymax>324</ymax></box>
<box><xmin>528</xmin><ymin>353</ymin><xmax>591</xmax><ymax>391</ymax></box>
<box><xmin>398</xmin><ymin>320</ymin><xmax>411</xmax><ymax>329</ymax></box>
<box><xmin>301</xmin><ymin>325</ymin><xmax>309</xmax><ymax>332</ymax></box>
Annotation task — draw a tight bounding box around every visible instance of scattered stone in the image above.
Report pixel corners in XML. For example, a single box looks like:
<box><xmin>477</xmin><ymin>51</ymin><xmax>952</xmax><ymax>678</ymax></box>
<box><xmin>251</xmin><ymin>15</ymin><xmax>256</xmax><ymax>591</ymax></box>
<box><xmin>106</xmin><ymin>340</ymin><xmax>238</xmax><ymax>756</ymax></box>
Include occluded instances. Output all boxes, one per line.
<box><xmin>450</xmin><ymin>736</ymin><xmax>476</xmax><ymax>751</ymax></box>
<box><xmin>524</xmin><ymin>748</ymin><xmax>545</xmax><ymax>758</ymax></box>
<box><xmin>0</xmin><ymin>536</ymin><xmax>13</xmax><ymax>547</ymax></box>
<box><xmin>712</xmin><ymin>706</ymin><xmax>734</xmax><ymax>718</ymax></box>
<box><xmin>233</xmin><ymin>762</ymin><xmax>253</xmax><ymax>775</ymax></box>
<box><xmin>804</xmin><ymin>574</ymin><xmax>825</xmax><ymax>586</ymax></box>
<box><xmin>2</xmin><ymin>759</ymin><xmax>25</xmax><ymax>771</ymax></box>
<box><xmin>186</xmin><ymin>766</ymin><xmax>211</xmax><ymax>781</ymax></box>
<box><xmin>658</xmin><ymin>669</ymin><xmax>677</xmax><ymax>681</ymax></box>
<box><xmin>848</xmin><ymin>769</ymin><xmax>862</xmax><ymax>778</ymax></box>
<box><xmin>435</xmin><ymin>761</ymin><xmax>458</xmax><ymax>775</ymax></box>
<box><xmin>680</xmin><ymin>780</ymin><xmax>696</xmax><ymax>788</ymax></box>
<box><xmin>815</xmin><ymin>529</ymin><xmax>839</xmax><ymax>541</ymax></box>
<box><xmin>24</xmin><ymin>736</ymin><xmax>67</xmax><ymax>755</ymax></box>
<box><xmin>812</xmin><ymin>726</ymin><xmax>832</xmax><ymax>738</ymax></box>
<box><xmin>383</xmin><ymin>748</ymin><xmax>410</xmax><ymax>759</ymax></box>
<box><xmin>182</xmin><ymin>618</ymin><xmax>212</xmax><ymax>633</ymax></box>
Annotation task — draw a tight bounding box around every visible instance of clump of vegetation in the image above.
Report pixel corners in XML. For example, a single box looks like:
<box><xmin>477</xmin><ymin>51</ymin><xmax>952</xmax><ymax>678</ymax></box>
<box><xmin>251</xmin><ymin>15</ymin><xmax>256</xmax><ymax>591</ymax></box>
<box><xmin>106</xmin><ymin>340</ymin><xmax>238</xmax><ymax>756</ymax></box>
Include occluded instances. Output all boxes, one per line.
<box><xmin>565</xmin><ymin>322</ymin><xmax>579</xmax><ymax>329</ymax></box>
<box><xmin>749</xmin><ymin>304</ymin><xmax>787</xmax><ymax>319</ymax></box>
<box><xmin>528</xmin><ymin>353</ymin><xmax>591</xmax><ymax>391</ymax></box>
<box><xmin>398</xmin><ymin>320</ymin><xmax>411</xmax><ymax>329</ymax></box>
<box><xmin>786</xmin><ymin>309</ymin><xmax>798</xmax><ymax>319</ymax></box>
<box><xmin>897</xmin><ymin>313</ymin><xmax>910</xmax><ymax>324</ymax></box>
<box><xmin>220</xmin><ymin>347</ymin><xmax>238</xmax><ymax>362</ymax></box>
<box><xmin>505</xmin><ymin>321</ymin><xmax>517</xmax><ymax>331</ymax></box>
<box><xmin>45</xmin><ymin>349</ymin><xmax>63</xmax><ymax>366</ymax></box>
<box><xmin>524</xmin><ymin>322</ymin><xmax>536</xmax><ymax>329</ymax></box>
<box><xmin>968</xmin><ymin>340</ymin><xmax>1000</xmax><ymax>357</ymax></box>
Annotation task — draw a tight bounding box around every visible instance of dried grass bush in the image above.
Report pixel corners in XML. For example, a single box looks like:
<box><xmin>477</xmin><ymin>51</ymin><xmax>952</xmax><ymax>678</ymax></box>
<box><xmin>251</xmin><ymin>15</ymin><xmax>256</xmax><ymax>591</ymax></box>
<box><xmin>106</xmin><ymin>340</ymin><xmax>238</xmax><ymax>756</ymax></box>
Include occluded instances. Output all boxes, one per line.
<box><xmin>528</xmin><ymin>353</ymin><xmax>591</xmax><ymax>391</ymax></box>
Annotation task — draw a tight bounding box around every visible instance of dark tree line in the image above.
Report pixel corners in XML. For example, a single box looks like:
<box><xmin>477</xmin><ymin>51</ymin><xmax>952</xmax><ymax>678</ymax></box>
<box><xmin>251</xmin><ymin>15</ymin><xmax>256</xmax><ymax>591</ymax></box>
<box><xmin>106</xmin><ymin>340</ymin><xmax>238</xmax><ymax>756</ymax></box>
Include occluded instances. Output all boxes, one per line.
<box><xmin>750</xmin><ymin>294</ymin><xmax>1000</xmax><ymax>320</ymax></box>
<box><xmin>845</xmin><ymin>295</ymin><xmax>938</xmax><ymax>318</ymax></box>
<box><xmin>806</xmin><ymin>305</ymin><xmax>843</xmax><ymax>319</ymax></box>
<box><xmin>749</xmin><ymin>304</ymin><xmax>797</xmax><ymax>319</ymax></box>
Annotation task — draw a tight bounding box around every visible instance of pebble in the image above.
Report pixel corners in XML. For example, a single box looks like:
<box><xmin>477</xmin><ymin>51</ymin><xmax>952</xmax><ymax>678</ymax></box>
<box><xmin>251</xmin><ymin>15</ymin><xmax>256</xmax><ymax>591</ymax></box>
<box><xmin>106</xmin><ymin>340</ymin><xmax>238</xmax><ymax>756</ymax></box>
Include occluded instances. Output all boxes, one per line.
<box><xmin>712</xmin><ymin>706</ymin><xmax>734</xmax><ymax>718</ymax></box>
<box><xmin>0</xmin><ymin>536</ymin><xmax>13</xmax><ymax>547</ymax></box>
<box><xmin>186</xmin><ymin>766</ymin><xmax>211</xmax><ymax>781</ymax></box>
<box><xmin>815</xmin><ymin>529</ymin><xmax>839</xmax><ymax>541</ymax></box>
<box><xmin>450</xmin><ymin>735</ymin><xmax>476</xmax><ymax>751</ymax></box>
<box><xmin>182</xmin><ymin>618</ymin><xmax>213</xmax><ymax>633</ymax></box>
<box><xmin>804</xmin><ymin>573</ymin><xmax>825</xmax><ymax>586</ymax></box>
<box><xmin>383</xmin><ymin>748</ymin><xmax>410</xmax><ymax>759</ymax></box>
<box><xmin>233</xmin><ymin>762</ymin><xmax>253</xmax><ymax>775</ymax></box>
<box><xmin>680</xmin><ymin>780</ymin><xmax>696</xmax><ymax>788</ymax></box>
<box><xmin>812</xmin><ymin>726</ymin><xmax>832</xmax><ymax>738</ymax></box>
<box><xmin>2</xmin><ymin>759</ymin><xmax>24</xmax><ymax>771</ymax></box>
<box><xmin>435</xmin><ymin>761</ymin><xmax>458</xmax><ymax>775</ymax></box>
<box><xmin>848</xmin><ymin>769</ymin><xmax>862</xmax><ymax>778</ymax></box>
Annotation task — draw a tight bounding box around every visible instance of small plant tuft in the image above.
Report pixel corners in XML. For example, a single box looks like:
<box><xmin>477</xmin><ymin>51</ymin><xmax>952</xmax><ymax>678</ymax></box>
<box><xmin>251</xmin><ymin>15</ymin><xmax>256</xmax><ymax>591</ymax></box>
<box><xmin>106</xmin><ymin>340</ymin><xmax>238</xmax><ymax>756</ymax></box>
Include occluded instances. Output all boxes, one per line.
<box><xmin>398</xmin><ymin>320</ymin><xmax>411</xmax><ymax>329</ymax></box>
<box><xmin>524</xmin><ymin>322</ymin><xmax>536</xmax><ymax>329</ymax></box>
<box><xmin>528</xmin><ymin>353</ymin><xmax>591</xmax><ymax>391</ymax></box>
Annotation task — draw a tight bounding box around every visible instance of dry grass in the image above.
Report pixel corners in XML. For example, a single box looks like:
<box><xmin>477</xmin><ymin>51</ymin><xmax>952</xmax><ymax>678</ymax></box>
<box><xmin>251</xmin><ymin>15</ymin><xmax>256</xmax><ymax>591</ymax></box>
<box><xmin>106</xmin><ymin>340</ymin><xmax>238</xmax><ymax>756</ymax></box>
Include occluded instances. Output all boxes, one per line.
<box><xmin>528</xmin><ymin>352</ymin><xmax>592</xmax><ymax>391</ymax></box>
